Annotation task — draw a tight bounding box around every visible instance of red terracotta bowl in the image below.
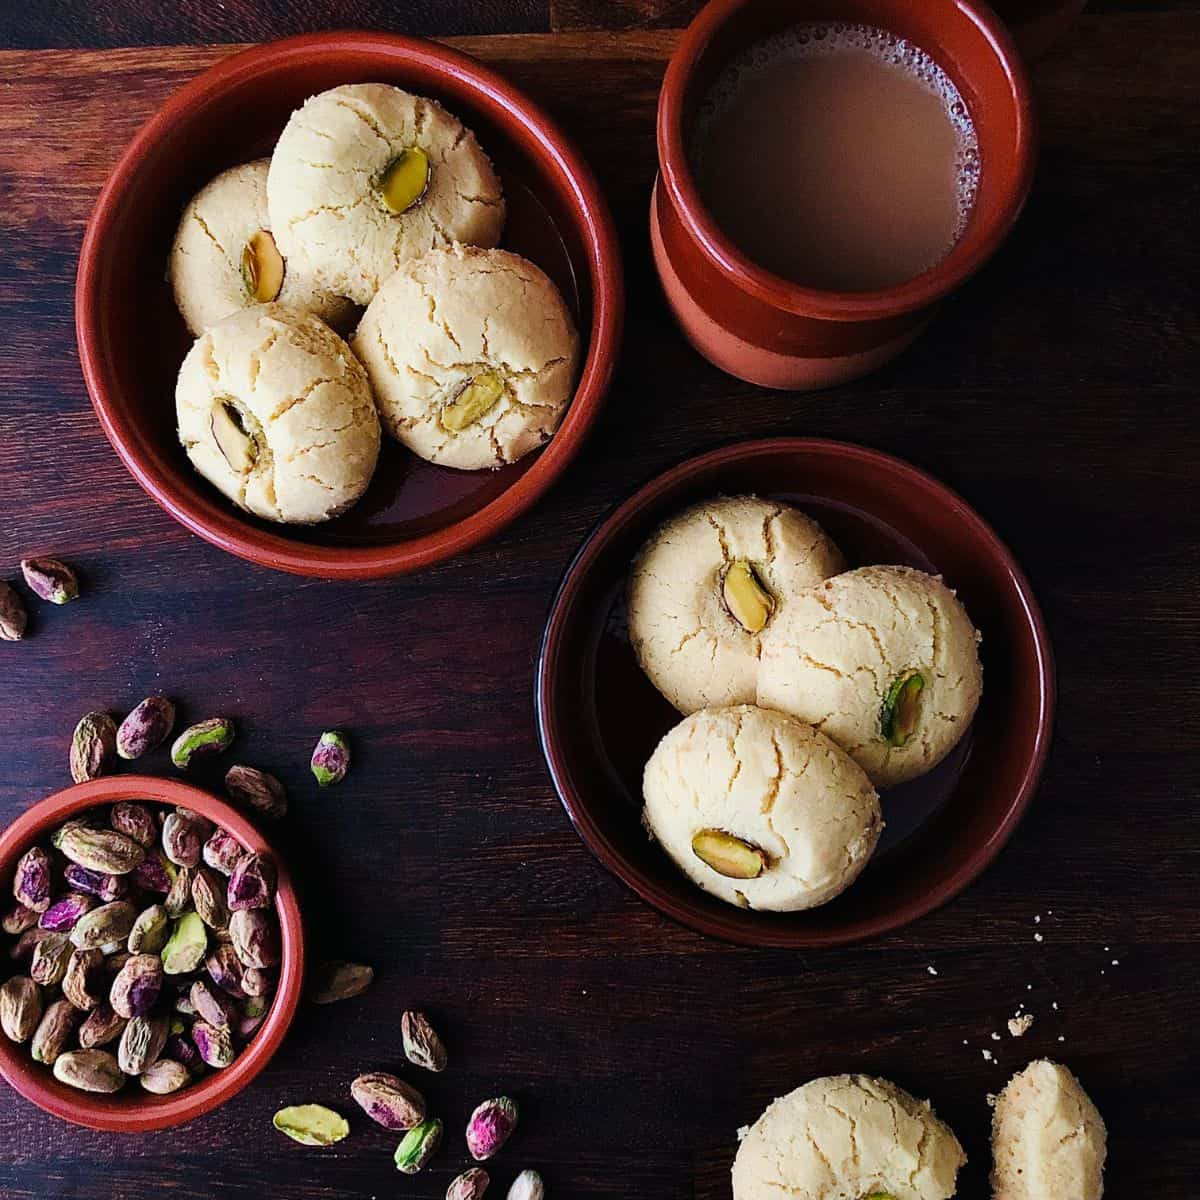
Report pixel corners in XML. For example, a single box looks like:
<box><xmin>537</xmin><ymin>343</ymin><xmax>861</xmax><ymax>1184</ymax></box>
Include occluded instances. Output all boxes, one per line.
<box><xmin>0</xmin><ymin>777</ymin><xmax>304</xmax><ymax>1130</ymax></box>
<box><xmin>536</xmin><ymin>439</ymin><xmax>1055</xmax><ymax>947</ymax></box>
<box><xmin>77</xmin><ymin>32</ymin><xmax>623</xmax><ymax>578</ymax></box>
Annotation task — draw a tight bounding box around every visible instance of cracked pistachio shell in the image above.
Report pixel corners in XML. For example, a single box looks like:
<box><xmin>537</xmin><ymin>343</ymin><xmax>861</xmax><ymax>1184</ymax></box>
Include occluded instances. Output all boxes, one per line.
<box><xmin>31</xmin><ymin>932</ymin><xmax>74</xmax><ymax>986</ymax></box>
<box><xmin>170</xmin><ymin>718</ymin><xmax>235</xmax><ymax>769</ymax></box>
<box><xmin>57</xmin><ymin>826</ymin><xmax>144</xmax><ymax>875</ymax></box>
<box><xmin>0</xmin><ymin>976</ymin><xmax>42</xmax><ymax>1042</ymax></box>
<box><xmin>116</xmin><ymin>699</ymin><xmax>176</xmax><ymax>762</ymax></box>
<box><xmin>395</xmin><ymin>1117</ymin><xmax>443</xmax><ymax>1174</ymax></box>
<box><xmin>110</xmin><ymin>953</ymin><xmax>164</xmax><ymax>1019</ymax></box>
<box><xmin>227</xmin><ymin>853</ymin><xmax>276</xmax><ymax>912</ymax></box>
<box><xmin>110</xmin><ymin>801</ymin><xmax>159</xmax><ymax>847</ymax></box>
<box><xmin>54</xmin><ymin>1049</ymin><xmax>125</xmax><ymax>1093</ymax></box>
<box><xmin>273</xmin><ymin>1104</ymin><xmax>350</xmax><ymax>1147</ymax></box>
<box><xmin>69</xmin><ymin>712</ymin><xmax>117</xmax><ymax>783</ymax></box>
<box><xmin>31</xmin><ymin>998</ymin><xmax>81</xmax><ymax>1065</ymax></box>
<box><xmin>13</xmin><ymin>846</ymin><xmax>52</xmax><ymax>912</ymax></box>
<box><xmin>162</xmin><ymin>912</ymin><xmax>208</xmax><ymax>975</ymax></box>
<box><xmin>70</xmin><ymin>900</ymin><xmax>137</xmax><ymax>950</ymax></box>
<box><xmin>118</xmin><ymin>1013</ymin><xmax>169</xmax><ymax>1075</ymax></box>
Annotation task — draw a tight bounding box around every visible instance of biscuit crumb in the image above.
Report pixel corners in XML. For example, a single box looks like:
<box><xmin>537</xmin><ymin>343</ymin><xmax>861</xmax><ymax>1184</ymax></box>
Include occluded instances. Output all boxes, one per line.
<box><xmin>982</xmin><ymin>1049</ymin><xmax>995</xmax><ymax>1062</ymax></box>
<box><xmin>1008</xmin><ymin>1014</ymin><xmax>1034</xmax><ymax>1037</ymax></box>
<box><xmin>927</xmin><ymin>965</ymin><xmax>938</xmax><ymax>976</ymax></box>
<box><xmin>1034</xmin><ymin>933</ymin><xmax>1044</xmax><ymax>943</ymax></box>
<box><xmin>986</xmin><ymin>1092</ymin><xmax>998</xmax><ymax>1107</ymax></box>
<box><xmin>991</xmin><ymin>1032</ymin><xmax>1001</xmax><ymax>1041</ymax></box>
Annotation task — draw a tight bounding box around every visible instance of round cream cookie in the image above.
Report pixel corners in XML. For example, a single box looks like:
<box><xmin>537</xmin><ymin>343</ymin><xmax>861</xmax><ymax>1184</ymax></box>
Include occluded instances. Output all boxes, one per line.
<box><xmin>352</xmin><ymin>245</ymin><xmax>579</xmax><ymax>470</ymax></box>
<box><xmin>642</xmin><ymin>705</ymin><xmax>881</xmax><ymax>911</ymax></box>
<box><xmin>733</xmin><ymin>1075</ymin><xmax>966</xmax><ymax>1200</ymax></box>
<box><xmin>176</xmin><ymin>304</ymin><xmax>380</xmax><ymax>524</ymax></box>
<box><xmin>991</xmin><ymin>1061</ymin><xmax>1107</xmax><ymax>1200</ymax></box>
<box><xmin>268</xmin><ymin>83</ymin><xmax>505</xmax><ymax>305</ymax></box>
<box><xmin>627</xmin><ymin>497</ymin><xmax>845</xmax><ymax>714</ymax></box>
<box><xmin>757</xmin><ymin>565</ymin><xmax>983</xmax><ymax>787</ymax></box>
<box><xmin>168</xmin><ymin>160</ymin><xmax>357</xmax><ymax>336</ymax></box>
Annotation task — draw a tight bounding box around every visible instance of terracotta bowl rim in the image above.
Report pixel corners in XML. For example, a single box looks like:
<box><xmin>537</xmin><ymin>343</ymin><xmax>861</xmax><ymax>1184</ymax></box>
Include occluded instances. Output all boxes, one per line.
<box><xmin>0</xmin><ymin>776</ymin><xmax>304</xmax><ymax>1130</ymax></box>
<box><xmin>656</xmin><ymin>0</ymin><xmax>1037</xmax><ymax>322</ymax></box>
<box><xmin>536</xmin><ymin>437</ymin><xmax>1056</xmax><ymax>947</ymax></box>
<box><xmin>76</xmin><ymin>30</ymin><xmax>624</xmax><ymax>579</ymax></box>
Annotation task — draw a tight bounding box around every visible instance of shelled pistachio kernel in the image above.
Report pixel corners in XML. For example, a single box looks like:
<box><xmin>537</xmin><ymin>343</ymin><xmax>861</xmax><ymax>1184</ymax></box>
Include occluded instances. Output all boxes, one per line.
<box><xmin>379</xmin><ymin>146</ymin><xmax>431</xmax><ymax>214</ymax></box>
<box><xmin>879</xmin><ymin>669</ymin><xmax>925</xmax><ymax>747</ymax></box>
<box><xmin>241</xmin><ymin>229</ymin><xmax>285</xmax><ymax>302</ymax></box>
<box><xmin>440</xmin><ymin>370</ymin><xmax>505</xmax><ymax>433</ymax></box>
<box><xmin>273</xmin><ymin>1103</ymin><xmax>351</xmax><ymax>1146</ymax></box>
<box><xmin>690</xmin><ymin>828</ymin><xmax>768</xmax><ymax>880</ymax></box>
<box><xmin>394</xmin><ymin>1117</ymin><xmax>443</xmax><ymax>1174</ymax></box>
<box><xmin>211</xmin><ymin>402</ymin><xmax>258</xmax><ymax>474</ymax></box>
<box><xmin>722</xmin><ymin>560</ymin><xmax>775</xmax><ymax>633</ymax></box>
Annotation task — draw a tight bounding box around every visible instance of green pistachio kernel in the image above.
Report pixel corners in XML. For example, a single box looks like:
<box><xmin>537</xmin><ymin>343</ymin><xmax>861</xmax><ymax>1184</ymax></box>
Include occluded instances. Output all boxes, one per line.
<box><xmin>879</xmin><ymin>669</ymin><xmax>925</xmax><ymax>747</ymax></box>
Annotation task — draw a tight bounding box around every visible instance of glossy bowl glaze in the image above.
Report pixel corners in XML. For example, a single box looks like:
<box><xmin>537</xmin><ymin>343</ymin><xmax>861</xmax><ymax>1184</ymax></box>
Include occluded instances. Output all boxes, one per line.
<box><xmin>537</xmin><ymin>439</ymin><xmax>1054</xmax><ymax>946</ymax></box>
<box><xmin>77</xmin><ymin>31</ymin><xmax>623</xmax><ymax>578</ymax></box>
<box><xmin>0</xmin><ymin>777</ymin><xmax>304</xmax><ymax>1130</ymax></box>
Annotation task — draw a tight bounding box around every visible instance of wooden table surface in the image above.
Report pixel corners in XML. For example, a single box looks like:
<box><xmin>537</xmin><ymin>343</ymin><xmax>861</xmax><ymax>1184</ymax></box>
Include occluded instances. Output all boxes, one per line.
<box><xmin>0</xmin><ymin>6</ymin><xmax>1197</xmax><ymax>1199</ymax></box>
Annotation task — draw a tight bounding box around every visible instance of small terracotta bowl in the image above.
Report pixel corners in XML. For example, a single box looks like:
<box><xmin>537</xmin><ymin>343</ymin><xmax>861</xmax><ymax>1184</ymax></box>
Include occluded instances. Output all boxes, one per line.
<box><xmin>0</xmin><ymin>777</ymin><xmax>304</xmax><ymax>1130</ymax></box>
<box><xmin>652</xmin><ymin>0</ymin><xmax>1036</xmax><ymax>389</ymax></box>
<box><xmin>536</xmin><ymin>439</ymin><xmax>1054</xmax><ymax>946</ymax></box>
<box><xmin>77</xmin><ymin>32</ymin><xmax>623</xmax><ymax>578</ymax></box>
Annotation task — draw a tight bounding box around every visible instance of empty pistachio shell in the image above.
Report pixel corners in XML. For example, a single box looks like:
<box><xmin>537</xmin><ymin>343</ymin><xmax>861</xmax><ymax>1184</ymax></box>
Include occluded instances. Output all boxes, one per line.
<box><xmin>309</xmin><ymin>960</ymin><xmax>373</xmax><ymax>1004</ymax></box>
<box><xmin>31</xmin><ymin>998</ymin><xmax>80</xmax><ymax>1065</ymax></box>
<box><xmin>162</xmin><ymin>912</ymin><xmax>208</xmax><ymax>975</ymax></box>
<box><xmin>690</xmin><ymin>828</ymin><xmax>768</xmax><ymax>879</ymax></box>
<box><xmin>140</xmin><ymin>1058</ymin><xmax>191</xmax><ymax>1095</ymax></box>
<box><xmin>54</xmin><ymin>1048</ymin><xmax>125</xmax><ymax>1093</ymax></box>
<box><xmin>273</xmin><ymin>1103</ymin><xmax>351</xmax><ymax>1146</ymax></box>
<box><xmin>69</xmin><ymin>711</ymin><xmax>117</xmax><ymax>783</ymax></box>
<box><xmin>402</xmin><ymin>1009</ymin><xmax>448</xmax><ymax>1072</ymax></box>
<box><xmin>241</xmin><ymin>229</ymin><xmax>285</xmax><ymax>302</ymax></box>
<box><xmin>351</xmin><ymin>1071</ymin><xmax>427</xmax><ymax>1131</ymax></box>
<box><xmin>0</xmin><ymin>976</ymin><xmax>42</xmax><ymax>1042</ymax></box>
<box><xmin>722</xmin><ymin>560</ymin><xmax>775</xmax><ymax>633</ymax></box>
<box><xmin>379</xmin><ymin>146</ymin><xmax>431</xmax><ymax>214</ymax></box>
<box><xmin>310</xmin><ymin>731</ymin><xmax>350</xmax><ymax>786</ymax></box>
<box><xmin>880</xmin><ymin>669</ymin><xmax>925</xmax><ymax>747</ymax></box>
<box><xmin>448</xmin><ymin>1168</ymin><xmax>491</xmax><ymax>1200</ymax></box>
<box><xmin>395</xmin><ymin>1117</ymin><xmax>443</xmax><ymax>1174</ymax></box>
<box><xmin>57</xmin><ymin>826</ymin><xmax>145</xmax><ymax>875</ymax></box>
<box><xmin>116</xmin><ymin>700</ymin><xmax>176</xmax><ymax>762</ymax></box>
<box><xmin>70</xmin><ymin>900</ymin><xmax>138</xmax><ymax>950</ymax></box>
<box><xmin>171</xmin><ymin>717</ymin><xmax>235</xmax><ymax>769</ymax></box>
<box><xmin>21</xmin><ymin>556</ymin><xmax>79</xmax><ymax>605</ymax></box>
<box><xmin>0</xmin><ymin>581</ymin><xmax>27</xmax><ymax>641</ymax></box>
<box><xmin>13</xmin><ymin>846</ymin><xmax>51</xmax><ymax>912</ymax></box>
<box><xmin>441</xmin><ymin>370</ymin><xmax>505</xmax><ymax>433</ymax></box>
<box><xmin>224</xmin><ymin>764</ymin><xmax>287</xmax><ymax>820</ymax></box>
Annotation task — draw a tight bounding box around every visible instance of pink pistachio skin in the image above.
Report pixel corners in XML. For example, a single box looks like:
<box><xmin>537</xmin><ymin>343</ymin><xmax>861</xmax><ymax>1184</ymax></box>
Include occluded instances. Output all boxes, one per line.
<box><xmin>38</xmin><ymin>894</ymin><xmax>96</xmax><ymax>933</ymax></box>
<box><xmin>466</xmin><ymin>1097</ymin><xmax>519</xmax><ymax>1161</ymax></box>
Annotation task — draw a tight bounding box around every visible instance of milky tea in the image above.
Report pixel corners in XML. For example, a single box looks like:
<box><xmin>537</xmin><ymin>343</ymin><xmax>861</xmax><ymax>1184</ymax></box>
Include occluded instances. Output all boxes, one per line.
<box><xmin>690</xmin><ymin>23</ymin><xmax>980</xmax><ymax>291</ymax></box>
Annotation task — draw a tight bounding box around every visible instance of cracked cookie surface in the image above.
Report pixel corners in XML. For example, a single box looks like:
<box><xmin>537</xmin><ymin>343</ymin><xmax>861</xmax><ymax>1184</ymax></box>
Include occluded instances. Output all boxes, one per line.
<box><xmin>168</xmin><ymin>160</ymin><xmax>357</xmax><ymax>337</ymax></box>
<box><xmin>268</xmin><ymin>83</ymin><xmax>505</xmax><ymax>305</ymax></box>
<box><xmin>628</xmin><ymin>497</ymin><xmax>845</xmax><ymax>714</ymax></box>
<box><xmin>642</xmin><ymin>705</ymin><xmax>881</xmax><ymax>911</ymax></box>
<box><xmin>991</xmin><ymin>1061</ymin><xmax>1106</xmax><ymax>1200</ymax></box>
<box><xmin>352</xmin><ymin>244</ymin><xmax>580</xmax><ymax>470</ymax></box>
<box><xmin>757</xmin><ymin>565</ymin><xmax>983</xmax><ymax>788</ymax></box>
<box><xmin>176</xmin><ymin>304</ymin><xmax>380</xmax><ymax>524</ymax></box>
<box><xmin>733</xmin><ymin>1074</ymin><xmax>966</xmax><ymax>1200</ymax></box>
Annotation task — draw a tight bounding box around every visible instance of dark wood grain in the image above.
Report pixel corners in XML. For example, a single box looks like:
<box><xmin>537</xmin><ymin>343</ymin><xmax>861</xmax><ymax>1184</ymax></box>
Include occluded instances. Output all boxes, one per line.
<box><xmin>0</xmin><ymin>13</ymin><xmax>1198</xmax><ymax>1199</ymax></box>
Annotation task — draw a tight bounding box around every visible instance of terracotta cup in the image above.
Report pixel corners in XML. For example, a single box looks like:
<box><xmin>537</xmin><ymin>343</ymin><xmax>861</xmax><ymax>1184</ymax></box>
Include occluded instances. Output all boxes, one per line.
<box><xmin>652</xmin><ymin>0</ymin><xmax>1037</xmax><ymax>389</ymax></box>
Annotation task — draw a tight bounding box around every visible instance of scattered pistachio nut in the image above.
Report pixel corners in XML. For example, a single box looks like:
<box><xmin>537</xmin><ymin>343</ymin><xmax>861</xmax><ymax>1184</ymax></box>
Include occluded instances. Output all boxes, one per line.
<box><xmin>31</xmin><ymin>998</ymin><xmax>80</xmax><ymax>1065</ymax></box>
<box><xmin>39</xmin><ymin>893</ymin><xmax>96</xmax><ymax>933</ymax></box>
<box><xmin>448</xmin><ymin>1168</ymin><xmax>491</xmax><ymax>1200</ymax></box>
<box><xmin>69</xmin><ymin>711</ymin><xmax>118</xmax><ymax>783</ymax></box>
<box><xmin>118</xmin><ymin>1013</ymin><xmax>169</xmax><ymax>1076</ymax></box>
<box><xmin>13</xmin><ymin>846</ymin><xmax>51</xmax><ymax>912</ymax></box>
<box><xmin>170</xmin><ymin>717</ymin><xmax>235</xmax><ymax>770</ymax></box>
<box><xmin>0</xmin><ymin>581</ymin><xmax>27</xmax><ymax>641</ymax></box>
<box><xmin>722</xmin><ymin>560</ymin><xmax>775</xmax><ymax>634</ymax></box>
<box><xmin>116</xmin><ymin>699</ymin><xmax>176</xmax><ymax>761</ymax></box>
<box><xmin>394</xmin><ymin>1117</ymin><xmax>443</xmax><ymax>1174</ymax></box>
<box><xmin>20</xmin><ymin>556</ymin><xmax>79</xmax><ymax>605</ymax></box>
<box><xmin>690</xmin><ymin>828</ymin><xmax>768</xmax><ymax>880</ymax></box>
<box><xmin>203</xmin><ymin>828</ymin><xmax>247</xmax><ymax>875</ymax></box>
<box><xmin>507</xmin><ymin>1170</ymin><xmax>545</xmax><ymax>1200</ymax></box>
<box><xmin>880</xmin><ymin>669</ymin><xmax>925</xmax><ymax>748</ymax></box>
<box><xmin>229</xmin><ymin>908</ymin><xmax>279</xmax><ymax>969</ymax></box>
<box><xmin>63</xmin><ymin>863</ymin><xmax>127</xmax><ymax>902</ymax></box>
<box><xmin>70</xmin><ymin>901</ymin><xmax>138</xmax><ymax>950</ymax></box>
<box><xmin>162</xmin><ymin>911</ymin><xmax>208</xmax><ymax>975</ymax></box>
<box><xmin>467</xmin><ymin>1096</ymin><xmax>519</xmax><ymax>1161</ymax></box>
<box><xmin>273</xmin><ymin>1103</ymin><xmax>351</xmax><ymax>1146</ymax></box>
<box><xmin>2</xmin><ymin>903</ymin><xmax>39</xmax><ymax>936</ymax></box>
<box><xmin>110</xmin><ymin>953</ymin><xmax>164</xmax><ymax>1019</ymax></box>
<box><xmin>227</xmin><ymin>853</ymin><xmax>275</xmax><ymax>912</ymax></box>
<box><xmin>193</xmin><ymin>867</ymin><xmax>232</xmax><ymax>931</ymax></box>
<box><xmin>78</xmin><ymin>1001</ymin><xmax>128</xmax><ymax>1049</ymax></box>
<box><xmin>310</xmin><ymin>730</ymin><xmax>350</xmax><ymax>786</ymax></box>
<box><xmin>441</xmin><ymin>370</ymin><xmax>505</xmax><ymax>433</ymax></box>
<box><xmin>379</xmin><ymin>146</ymin><xmax>431</xmax><ymax>214</ymax></box>
<box><xmin>31</xmin><ymin>932</ymin><xmax>73</xmax><ymax>986</ymax></box>
<box><xmin>241</xmin><ymin>229</ymin><xmax>285</xmax><ymax>302</ymax></box>
<box><xmin>0</xmin><ymin>975</ymin><xmax>43</xmax><ymax>1043</ymax></box>
<box><xmin>351</xmin><ymin>1071</ymin><xmax>427</xmax><ymax>1131</ymax></box>
<box><xmin>57</xmin><ymin>825</ymin><xmax>144</xmax><ymax>875</ymax></box>
<box><xmin>224</xmin><ymin>764</ymin><xmax>287</xmax><ymax>821</ymax></box>
<box><xmin>128</xmin><ymin>903</ymin><xmax>170</xmax><ymax>955</ymax></box>
<box><xmin>63</xmin><ymin>948</ymin><xmax>106</xmax><ymax>1011</ymax></box>
<box><xmin>402</xmin><ymin>1009</ymin><xmax>448</xmax><ymax>1073</ymax></box>
<box><xmin>54</xmin><ymin>1048</ymin><xmax>125</xmax><ymax>1093</ymax></box>
<box><xmin>140</xmin><ymin>1058</ymin><xmax>191</xmax><ymax>1095</ymax></box>
<box><xmin>309</xmin><ymin>960</ymin><xmax>373</xmax><ymax>1004</ymax></box>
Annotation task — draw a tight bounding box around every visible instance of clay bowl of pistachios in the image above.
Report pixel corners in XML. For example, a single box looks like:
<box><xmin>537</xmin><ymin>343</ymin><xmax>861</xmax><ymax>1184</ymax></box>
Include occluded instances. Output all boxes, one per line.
<box><xmin>0</xmin><ymin>776</ymin><xmax>304</xmax><ymax>1131</ymax></box>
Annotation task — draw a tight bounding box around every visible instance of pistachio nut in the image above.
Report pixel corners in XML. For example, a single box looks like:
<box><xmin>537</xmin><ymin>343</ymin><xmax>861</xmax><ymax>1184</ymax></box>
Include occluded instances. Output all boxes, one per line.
<box><xmin>31</xmin><ymin>998</ymin><xmax>80</xmax><ymax>1065</ymax></box>
<box><xmin>237</xmin><ymin>995</ymin><xmax>269</xmax><ymax>1038</ymax></box>
<box><xmin>241</xmin><ymin>229</ymin><xmax>285</xmax><ymax>302</ymax></box>
<box><xmin>140</xmin><ymin>1058</ymin><xmax>191</xmax><ymax>1095</ymax></box>
<box><xmin>128</xmin><ymin>903</ymin><xmax>170</xmax><ymax>955</ymax></box>
<box><xmin>190</xmin><ymin>978</ymin><xmax>238</xmax><ymax>1029</ymax></box>
<box><xmin>224</xmin><ymin>764</ymin><xmax>287</xmax><ymax>820</ymax></box>
<box><xmin>467</xmin><ymin>1097</ymin><xmax>519</xmax><ymax>1162</ymax></box>
<box><xmin>193</xmin><ymin>867</ymin><xmax>232</xmax><ymax>931</ymax></box>
<box><xmin>191</xmin><ymin>1019</ymin><xmax>234</xmax><ymax>1068</ymax></box>
<box><xmin>162</xmin><ymin>811</ymin><xmax>205</xmax><ymax>868</ymax></box>
<box><xmin>379</xmin><ymin>146</ymin><xmax>431</xmax><ymax>214</ymax></box>
<box><xmin>211</xmin><ymin>401</ymin><xmax>259</xmax><ymax>472</ymax></box>
<box><xmin>57</xmin><ymin>825</ymin><xmax>144</xmax><ymax>875</ymax></box>
<box><xmin>131</xmin><ymin>850</ymin><xmax>176</xmax><ymax>894</ymax></box>
<box><xmin>395</xmin><ymin>1117</ymin><xmax>443</xmax><ymax>1174</ymax></box>
<box><xmin>440</xmin><ymin>370</ymin><xmax>505</xmax><ymax>433</ymax></box>
<box><xmin>9</xmin><ymin>927</ymin><xmax>50</xmax><ymax>962</ymax></box>
<box><xmin>3</xmin><ymin>902</ymin><xmax>39</xmax><ymax>936</ymax></box>
<box><xmin>310</xmin><ymin>730</ymin><xmax>350</xmax><ymax>787</ymax></box>
<box><xmin>229</xmin><ymin>908</ymin><xmax>279</xmax><ymax>969</ymax></box>
<box><xmin>722</xmin><ymin>560</ymin><xmax>775</xmax><ymax>634</ymax></box>
<box><xmin>227</xmin><ymin>853</ymin><xmax>276</xmax><ymax>912</ymax></box>
<box><xmin>63</xmin><ymin>862</ymin><xmax>128</xmax><ymax>902</ymax></box>
<box><xmin>162</xmin><ymin>911</ymin><xmax>208</xmax><ymax>975</ymax></box>
<box><xmin>13</xmin><ymin>846</ymin><xmax>52</xmax><ymax>912</ymax></box>
<box><xmin>110</xmin><ymin>800</ymin><xmax>159</xmax><ymax>846</ymax></box>
<box><xmin>170</xmin><ymin>717</ymin><xmax>235</xmax><ymax>769</ymax></box>
<box><xmin>273</xmin><ymin>1103</ymin><xmax>351</xmax><ymax>1146</ymax></box>
<box><xmin>63</xmin><ymin>947</ymin><xmax>106</xmax><ymax>1011</ymax></box>
<box><xmin>507</xmin><ymin>1170</ymin><xmax>545</xmax><ymax>1200</ymax></box>
<box><xmin>241</xmin><ymin>966</ymin><xmax>275</xmax><ymax>998</ymax></box>
<box><xmin>351</xmin><ymin>1071</ymin><xmax>427</xmax><ymax>1131</ymax></box>
<box><xmin>39</xmin><ymin>892</ymin><xmax>96</xmax><ymax>933</ymax></box>
<box><xmin>164</xmin><ymin>1029</ymin><xmax>201</xmax><ymax>1071</ymax></box>
<box><xmin>402</xmin><ymin>1009</ymin><xmax>448</xmax><ymax>1073</ymax></box>
<box><xmin>118</xmin><ymin>1013</ymin><xmax>169</xmax><ymax>1075</ymax></box>
<box><xmin>20</xmin><ymin>556</ymin><xmax>79</xmax><ymax>605</ymax></box>
<box><xmin>690</xmin><ymin>828</ymin><xmax>768</xmax><ymax>879</ymax></box>
<box><xmin>0</xmin><ymin>975</ymin><xmax>42</xmax><ymax>1042</ymax></box>
<box><xmin>116</xmin><ymin>698</ymin><xmax>177</xmax><ymax>762</ymax></box>
<box><xmin>53</xmin><ymin>1048</ymin><xmax>125</xmax><ymax>1093</ymax></box>
<box><xmin>205</xmin><ymin>943</ymin><xmax>247</xmax><ymax>997</ymax></box>
<box><xmin>448</xmin><ymin>1168</ymin><xmax>491</xmax><ymax>1200</ymax></box>
<box><xmin>70</xmin><ymin>900</ymin><xmax>138</xmax><ymax>950</ymax></box>
<box><xmin>880</xmin><ymin>669</ymin><xmax>925</xmax><ymax>748</ymax></box>
<box><xmin>0</xmin><ymin>581</ymin><xmax>27</xmax><ymax>641</ymax></box>
<box><xmin>110</xmin><ymin>953</ymin><xmax>164</xmax><ymax>1019</ymax></box>
<box><xmin>309</xmin><ymin>960</ymin><xmax>373</xmax><ymax>1004</ymax></box>
<box><xmin>69</xmin><ymin>711</ymin><xmax>118</xmax><ymax>783</ymax></box>
<box><xmin>164</xmin><ymin>864</ymin><xmax>195</xmax><ymax>918</ymax></box>
<box><xmin>203</xmin><ymin>828</ymin><xmax>246</xmax><ymax>875</ymax></box>
<box><xmin>78</xmin><ymin>1001</ymin><xmax>128</xmax><ymax>1049</ymax></box>
<box><xmin>31</xmin><ymin>932</ymin><xmax>74</xmax><ymax>986</ymax></box>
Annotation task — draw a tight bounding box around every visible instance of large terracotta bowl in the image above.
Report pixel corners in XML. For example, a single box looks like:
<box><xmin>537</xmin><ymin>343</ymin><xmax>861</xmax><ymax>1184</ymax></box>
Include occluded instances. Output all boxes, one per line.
<box><xmin>77</xmin><ymin>32</ymin><xmax>623</xmax><ymax>578</ymax></box>
<box><xmin>0</xmin><ymin>777</ymin><xmax>304</xmax><ymax>1130</ymax></box>
<box><xmin>537</xmin><ymin>440</ymin><xmax>1055</xmax><ymax>946</ymax></box>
